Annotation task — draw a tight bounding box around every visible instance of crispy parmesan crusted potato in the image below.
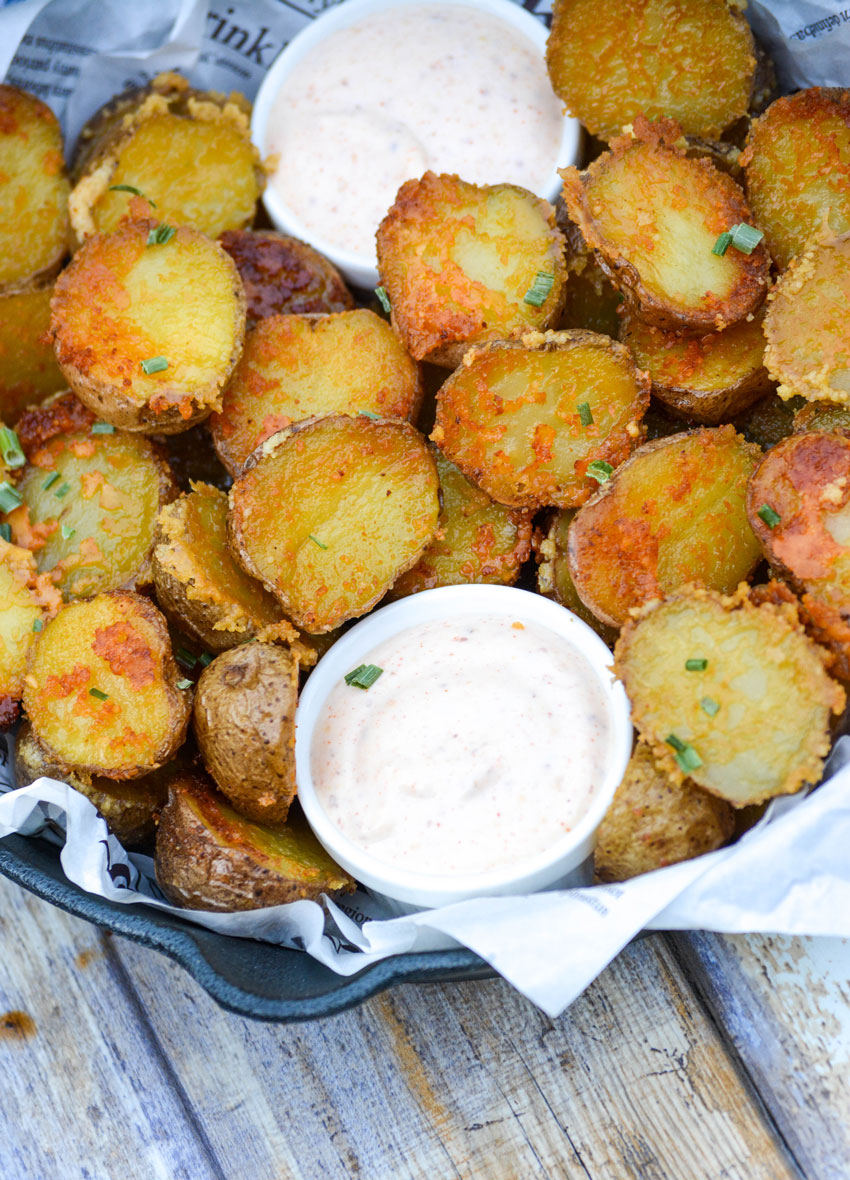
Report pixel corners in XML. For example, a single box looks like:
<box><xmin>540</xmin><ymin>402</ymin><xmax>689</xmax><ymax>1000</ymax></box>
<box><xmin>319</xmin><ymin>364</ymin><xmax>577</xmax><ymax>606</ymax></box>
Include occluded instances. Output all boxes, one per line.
<box><xmin>51</xmin><ymin>218</ymin><xmax>246</xmax><ymax>433</ymax></box>
<box><xmin>614</xmin><ymin>587</ymin><xmax>844</xmax><ymax>805</ymax></box>
<box><xmin>0</xmin><ymin>85</ymin><xmax>70</xmax><ymax>294</ymax></box>
<box><xmin>620</xmin><ymin>311</ymin><xmax>772</xmax><ymax>424</ymax></box>
<box><xmin>547</xmin><ymin>0</ymin><xmax>756</xmax><ymax>143</ymax></box>
<box><xmin>11</xmin><ymin>400</ymin><xmax>177</xmax><ymax>599</ymax></box>
<box><xmin>211</xmin><ymin>310</ymin><xmax>422</xmax><ymax>475</ymax></box>
<box><xmin>0</xmin><ymin>539</ymin><xmax>61</xmax><ymax>727</ymax></box>
<box><xmin>0</xmin><ymin>283</ymin><xmax>66</xmax><ymax>421</ymax></box>
<box><xmin>23</xmin><ymin>592</ymin><xmax>191</xmax><ymax>779</ymax></box>
<box><xmin>561</xmin><ymin>119</ymin><xmax>770</xmax><ymax>333</ymax></box>
<box><xmin>152</xmin><ymin>482</ymin><xmax>283</xmax><ymax>651</ymax></box>
<box><xmin>764</xmin><ymin>231</ymin><xmax>850</xmax><ymax>404</ymax></box>
<box><xmin>219</xmin><ymin>230</ymin><xmax>354</xmax><ymax>326</ymax></box>
<box><xmin>388</xmin><ymin>450</ymin><xmax>532</xmax><ymax>599</ymax></box>
<box><xmin>794</xmin><ymin>402</ymin><xmax>850</xmax><ymax>437</ymax></box>
<box><xmin>69</xmin><ymin>72</ymin><xmax>262</xmax><ymax>242</ymax></box>
<box><xmin>228</xmin><ymin>415</ymin><xmax>440</xmax><ymax>632</ymax></box>
<box><xmin>594</xmin><ymin>742</ymin><xmax>735</xmax><ymax>882</ymax></box>
<box><xmin>376</xmin><ymin>172</ymin><xmax>566</xmax><ymax>367</ymax></box>
<box><xmin>432</xmin><ymin>330</ymin><xmax>649</xmax><ymax>510</ymax></box>
<box><xmin>568</xmin><ymin>427</ymin><xmax>761</xmax><ymax>627</ymax></box>
<box><xmin>155</xmin><ymin>769</ymin><xmax>354</xmax><ymax>911</ymax></box>
<box><xmin>742</xmin><ymin>89</ymin><xmax>850</xmax><ymax>271</ymax></box>
<box><xmin>533</xmin><ymin>510</ymin><xmax>618</xmax><ymax>646</ymax></box>
<box><xmin>192</xmin><ymin>644</ymin><xmax>298</xmax><ymax>825</ymax></box>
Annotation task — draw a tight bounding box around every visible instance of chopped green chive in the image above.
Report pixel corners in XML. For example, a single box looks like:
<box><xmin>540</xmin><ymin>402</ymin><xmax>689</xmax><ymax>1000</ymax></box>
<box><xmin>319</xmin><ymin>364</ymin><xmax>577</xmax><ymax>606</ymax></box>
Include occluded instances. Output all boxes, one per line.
<box><xmin>344</xmin><ymin>663</ymin><xmax>384</xmax><ymax>690</ymax></box>
<box><xmin>587</xmin><ymin>460</ymin><xmax>614</xmax><ymax>485</ymax></box>
<box><xmin>141</xmin><ymin>356</ymin><xmax>169</xmax><ymax>375</ymax></box>
<box><xmin>198</xmin><ymin>652</ymin><xmax>213</xmax><ymax>668</ymax></box>
<box><xmin>91</xmin><ymin>422</ymin><xmax>115</xmax><ymax>435</ymax></box>
<box><xmin>42</xmin><ymin>472</ymin><xmax>60</xmax><ymax>490</ymax></box>
<box><xmin>712</xmin><ymin>223</ymin><xmax>764</xmax><ymax>257</ymax></box>
<box><xmin>32</xmin><ymin>618</ymin><xmax>43</xmax><ymax>633</ymax></box>
<box><xmin>359</xmin><ymin>410</ymin><xmax>381</xmax><ymax>420</ymax></box>
<box><xmin>60</xmin><ymin>524</ymin><xmax>75</xmax><ymax>540</ymax></box>
<box><xmin>665</xmin><ymin>734</ymin><xmax>703</xmax><ymax>774</ymax></box>
<box><xmin>375</xmin><ymin>286</ymin><xmax>391</xmax><ymax>314</ymax></box>
<box><xmin>55</xmin><ymin>482</ymin><xmax>71</xmax><ymax>499</ymax></box>
<box><xmin>758</xmin><ymin>503</ymin><xmax>781</xmax><ymax>529</ymax></box>
<box><xmin>108</xmin><ymin>184</ymin><xmax>156</xmax><ymax>206</ymax></box>
<box><xmin>147</xmin><ymin>223</ymin><xmax>176</xmax><ymax>246</ymax></box>
<box><xmin>701</xmin><ymin>696</ymin><xmax>720</xmax><ymax>718</ymax></box>
<box><xmin>712</xmin><ymin>231</ymin><xmax>733</xmax><ymax>257</ymax></box>
<box><xmin>308</xmin><ymin>534</ymin><xmax>328</xmax><ymax>550</ymax></box>
<box><xmin>89</xmin><ymin>688</ymin><xmax>108</xmax><ymax>701</ymax></box>
<box><xmin>523</xmin><ymin>271</ymin><xmax>555</xmax><ymax>307</ymax></box>
<box><xmin>0</xmin><ymin>482</ymin><xmax>22</xmax><ymax>513</ymax></box>
<box><xmin>577</xmin><ymin>402</ymin><xmax>593</xmax><ymax>427</ymax></box>
<box><xmin>176</xmin><ymin>678</ymin><xmax>193</xmax><ymax>690</ymax></box>
<box><xmin>176</xmin><ymin>647</ymin><xmax>197</xmax><ymax>669</ymax></box>
<box><xmin>685</xmin><ymin>658</ymin><xmax>708</xmax><ymax>672</ymax></box>
<box><xmin>0</xmin><ymin>427</ymin><xmax>25</xmax><ymax>469</ymax></box>
<box><xmin>0</xmin><ymin>523</ymin><xmax>9</xmax><ymax>543</ymax></box>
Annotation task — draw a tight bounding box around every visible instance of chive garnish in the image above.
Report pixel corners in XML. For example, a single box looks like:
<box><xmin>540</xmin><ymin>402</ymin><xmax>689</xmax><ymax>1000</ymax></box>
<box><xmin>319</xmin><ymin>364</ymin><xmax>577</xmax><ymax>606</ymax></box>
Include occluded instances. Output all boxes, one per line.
<box><xmin>712</xmin><ymin>223</ymin><xmax>764</xmax><ymax>257</ymax></box>
<box><xmin>147</xmin><ymin>223</ymin><xmax>176</xmax><ymax>246</ymax></box>
<box><xmin>587</xmin><ymin>460</ymin><xmax>613</xmax><ymax>485</ymax></box>
<box><xmin>523</xmin><ymin>271</ymin><xmax>555</xmax><ymax>307</ymax></box>
<box><xmin>375</xmin><ymin>286</ymin><xmax>391</xmax><ymax>314</ymax></box>
<box><xmin>701</xmin><ymin>696</ymin><xmax>720</xmax><ymax>718</ymax></box>
<box><xmin>344</xmin><ymin>663</ymin><xmax>384</xmax><ymax>690</ymax></box>
<box><xmin>0</xmin><ymin>427</ymin><xmax>25</xmax><ymax>469</ymax></box>
<box><xmin>176</xmin><ymin>647</ymin><xmax>197</xmax><ymax>669</ymax></box>
<box><xmin>141</xmin><ymin>356</ymin><xmax>169</xmax><ymax>375</ymax></box>
<box><xmin>109</xmin><ymin>184</ymin><xmax>156</xmax><ymax>206</ymax></box>
<box><xmin>42</xmin><ymin>472</ymin><xmax>60</xmax><ymax>490</ymax></box>
<box><xmin>665</xmin><ymin>734</ymin><xmax>703</xmax><ymax>773</ymax></box>
<box><xmin>89</xmin><ymin>687</ymin><xmax>108</xmax><ymax>701</ymax></box>
<box><xmin>32</xmin><ymin>618</ymin><xmax>43</xmax><ymax>633</ymax></box>
<box><xmin>359</xmin><ymin>410</ymin><xmax>381</xmax><ymax>420</ymax></box>
<box><xmin>308</xmin><ymin>534</ymin><xmax>328</xmax><ymax>550</ymax></box>
<box><xmin>176</xmin><ymin>678</ymin><xmax>193</xmax><ymax>690</ymax></box>
<box><xmin>685</xmin><ymin>658</ymin><xmax>708</xmax><ymax>672</ymax></box>
<box><xmin>91</xmin><ymin>422</ymin><xmax>115</xmax><ymax>435</ymax></box>
<box><xmin>0</xmin><ymin>482</ymin><xmax>22</xmax><ymax>513</ymax></box>
<box><xmin>711</xmin><ymin>232</ymin><xmax>732</xmax><ymax>257</ymax></box>
<box><xmin>577</xmin><ymin>402</ymin><xmax>593</xmax><ymax>427</ymax></box>
<box><xmin>0</xmin><ymin>523</ymin><xmax>9</xmax><ymax>543</ymax></box>
<box><xmin>758</xmin><ymin>503</ymin><xmax>781</xmax><ymax>528</ymax></box>
<box><xmin>60</xmin><ymin>524</ymin><xmax>75</xmax><ymax>540</ymax></box>
<box><xmin>198</xmin><ymin>652</ymin><xmax>213</xmax><ymax>668</ymax></box>
<box><xmin>55</xmin><ymin>482</ymin><xmax>71</xmax><ymax>499</ymax></box>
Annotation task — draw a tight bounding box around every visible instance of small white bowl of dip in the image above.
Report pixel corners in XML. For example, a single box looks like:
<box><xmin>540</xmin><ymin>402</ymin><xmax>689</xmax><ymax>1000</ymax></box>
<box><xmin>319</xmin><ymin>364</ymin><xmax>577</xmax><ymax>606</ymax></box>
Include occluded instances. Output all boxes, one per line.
<box><xmin>252</xmin><ymin>0</ymin><xmax>582</xmax><ymax>289</ymax></box>
<box><xmin>295</xmin><ymin>585</ymin><xmax>631</xmax><ymax>909</ymax></box>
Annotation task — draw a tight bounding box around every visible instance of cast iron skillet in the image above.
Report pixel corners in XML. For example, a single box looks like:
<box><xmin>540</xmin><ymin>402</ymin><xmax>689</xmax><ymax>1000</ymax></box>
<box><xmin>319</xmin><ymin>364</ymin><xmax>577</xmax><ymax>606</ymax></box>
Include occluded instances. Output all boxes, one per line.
<box><xmin>0</xmin><ymin>833</ymin><xmax>492</xmax><ymax>1021</ymax></box>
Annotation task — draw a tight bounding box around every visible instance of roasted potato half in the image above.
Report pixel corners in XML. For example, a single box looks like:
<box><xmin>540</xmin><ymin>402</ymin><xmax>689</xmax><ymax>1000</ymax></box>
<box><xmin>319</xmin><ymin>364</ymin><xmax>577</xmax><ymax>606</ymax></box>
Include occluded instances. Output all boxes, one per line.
<box><xmin>433</xmin><ymin>330</ymin><xmax>649</xmax><ymax>510</ymax></box>
<box><xmin>50</xmin><ymin>218</ymin><xmax>246</xmax><ymax>433</ymax></box>
<box><xmin>152</xmin><ymin>482</ymin><xmax>283</xmax><ymax>651</ymax></box>
<box><xmin>620</xmin><ymin>311</ymin><xmax>772</xmax><ymax>424</ymax></box>
<box><xmin>0</xmin><ymin>282</ymin><xmax>66</xmax><ymax>422</ymax></box>
<box><xmin>218</xmin><ymin>229</ymin><xmax>354</xmax><ymax>326</ymax></box>
<box><xmin>561</xmin><ymin>119</ymin><xmax>770</xmax><ymax>333</ymax></box>
<box><xmin>533</xmin><ymin>510</ymin><xmax>618</xmax><ymax>646</ymax></box>
<box><xmin>764</xmin><ymin>231</ymin><xmax>850</xmax><ymax>405</ymax></box>
<box><xmin>23</xmin><ymin>592</ymin><xmax>191</xmax><ymax>779</ymax></box>
<box><xmin>388</xmin><ymin>450</ymin><xmax>532</xmax><ymax>599</ymax></box>
<box><xmin>547</xmin><ymin>0</ymin><xmax>756</xmax><ymax>143</ymax></box>
<box><xmin>69</xmin><ymin>72</ymin><xmax>262</xmax><ymax>242</ymax></box>
<box><xmin>155</xmin><ymin>769</ymin><xmax>354</xmax><ymax>911</ymax></box>
<box><xmin>0</xmin><ymin>84</ymin><xmax>70</xmax><ymax>294</ymax></box>
<box><xmin>192</xmin><ymin>643</ymin><xmax>298</xmax><ymax>825</ymax></box>
<box><xmin>594</xmin><ymin>742</ymin><xmax>735</xmax><ymax>882</ymax></box>
<box><xmin>376</xmin><ymin>172</ymin><xmax>566</xmax><ymax>367</ymax></box>
<box><xmin>614</xmin><ymin>586</ymin><xmax>844</xmax><ymax>806</ymax></box>
<box><xmin>0</xmin><ymin>539</ymin><xmax>61</xmax><ymax>728</ymax></box>
<box><xmin>211</xmin><ymin>310</ymin><xmax>422</xmax><ymax>476</ymax></box>
<box><xmin>568</xmin><ymin>427</ymin><xmax>761</xmax><ymax>627</ymax></box>
<box><xmin>228</xmin><ymin>415</ymin><xmax>440</xmax><ymax>633</ymax></box>
<box><xmin>742</xmin><ymin>89</ymin><xmax>850</xmax><ymax>271</ymax></box>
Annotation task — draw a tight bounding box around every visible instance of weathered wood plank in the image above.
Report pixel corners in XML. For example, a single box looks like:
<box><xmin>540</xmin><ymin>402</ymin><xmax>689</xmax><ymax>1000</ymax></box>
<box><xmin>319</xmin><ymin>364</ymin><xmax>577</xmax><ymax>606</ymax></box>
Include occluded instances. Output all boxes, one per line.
<box><xmin>671</xmin><ymin>931</ymin><xmax>850</xmax><ymax>1180</ymax></box>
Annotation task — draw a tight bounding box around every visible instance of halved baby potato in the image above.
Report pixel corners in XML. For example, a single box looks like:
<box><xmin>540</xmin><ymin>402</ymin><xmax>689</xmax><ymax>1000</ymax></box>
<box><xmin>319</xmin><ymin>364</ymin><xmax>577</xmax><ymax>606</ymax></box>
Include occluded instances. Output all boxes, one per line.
<box><xmin>432</xmin><ymin>330</ymin><xmax>649</xmax><ymax>510</ymax></box>
<box><xmin>561</xmin><ymin>118</ymin><xmax>770</xmax><ymax>333</ymax></box>
<box><xmin>533</xmin><ymin>510</ymin><xmax>618</xmax><ymax>646</ymax></box>
<box><xmin>50</xmin><ymin>219</ymin><xmax>246</xmax><ymax>433</ymax></box>
<box><xmin>614</xmin><ymin>586</ymin><xmax>844</xmax><ymax>806</ymax></box>
<box><xmin>228</xmin><ymin>415</ymin><xmax>440</xmax><ymax>633</ymax></box>
<box><xmin>0</xmin><ymin>282</ymin><xmax>66</xmax><ymax>422</ymax></box>
<box><xmin>23</xmin><ymin>592</ymin><xmax>191</xmax><ymax>778</ymax></box>
<box><xmin>0</xmin><ymin>539</ymin><xmax>61</xmax><ymax>728</ymax></box>
<box><xmin>568</xmin><ymin>427</ymin><xmax>761</xmax><ymax>627</ymax></box>
<box><xmin>376</xmin><ymin>172</ymin><xmax>566</xmax><ymax>367</ymax></box>
<box><xmin>211</xmin><ymin>310</ymin><xmax>422</xmax><ymax>475</ymax></box>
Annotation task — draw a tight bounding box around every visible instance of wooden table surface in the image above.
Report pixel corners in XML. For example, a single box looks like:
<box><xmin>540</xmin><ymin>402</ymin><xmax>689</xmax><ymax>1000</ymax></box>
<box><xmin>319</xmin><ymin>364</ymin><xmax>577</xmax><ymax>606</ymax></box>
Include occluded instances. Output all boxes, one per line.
<box><xmin>0</xmin><ymin>874</ymin><xmax>848</xmax><ymax>1179</ymax></box>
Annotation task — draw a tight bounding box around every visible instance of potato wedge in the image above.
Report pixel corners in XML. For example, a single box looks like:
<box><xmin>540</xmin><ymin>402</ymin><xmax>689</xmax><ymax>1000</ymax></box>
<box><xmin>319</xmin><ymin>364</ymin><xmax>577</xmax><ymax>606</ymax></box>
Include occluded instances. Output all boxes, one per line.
<box><xmin>614</xmin><ymin>586</ymin><xmax>844</xmax><ymax>806</ymax></box>
<box><xmin>0</xmin><ymin>539</ymin><xmax>61</xmax><ymax>727</ymax></box>
<box><xmin>211</xmin><ymin>310</ymin><xmax>422</xmax><ymax>476</ymax></box>
<box><xmin>228</xmin><ymin>415</ymin><xmax>440</xmax><ymax>633</ymax></box>
<box><xmin>154</xmin><ymin>769</ymin><xmax>354</xmax><ymax>911</ymax></box>
<box><xmin>152</xmin><ymin>482</ymin><xmax>282</xmax><ymax>651</ymax></box>
<box><xmin>561</xmin><ymin>118</ymin><xmax>770</xmax><ymax>333</ymax></box>
<box><xmin>533</xmin><ymin>510</ymin><xmax>618</xmax><ymax>646</ymax></box>
<box><xmin>388</xmin><ymin>450</ymin><xmax>532</xmax><ymax>599</ymax></box>
<box><xmin>376</xmin><ymin>172</ymin><xmax>566</xmax><ymax>367</ymax></box>
<box><xmin>547</xmin><ymin>0</ymin><xmax>756</xmax><ymax>143</ymax></box>
<box><xmin>742</xmin><ymin>89</ymin><xmax>850</xmax><ymax>271</ymax></box>
<box><xmin>568</xmin><ymin>427</ymin><xmax>762</xmax><ymax>627</ymax></box>
<box><xmin>0</xmin><ymin>282</ymin><xmax>66</xmax><ymax>422</ymax></box>
<box><xmin>764</xmin><ymin>230</ymin><xmax>850</xmax><ymax>404</ymax></box>
<box><xmin>23</xmin><ymin>592</ymin><xmax>191</xmax><ymax>779</ymax></box>
<box><xmin>50</xmin><ymin>219</ymin><xmax>246</xmax><ymax>433</ymax></box>
<box><xmin>620</xmin><ymin>311</ymin><xmax>772</xmax><ymax>424</ymax></box>
<box><xmin>794</xmin><ymin>402</ymin><xmax>850</xmax><ymax>437</ymax></box>
<box><xmin>432</xmin><ymin>330</ymin><xmax>649</xmax><ymax>510</ymax></box>
<box><xmin>192</xmin><ymin>644</ymin><xmax>297</xmax><ymax>825</ymax></box>
<box><xmin>0</xmin><ymin>84</ymin><xmax>70</xmax><ymax>294</ymax></box>
<box><xmin>219</xmin><ymin>229</ymin><xmax>354</xmax><ymax>326</ymax></box>
<box><xmin>594</xmin><ymin>742</ymin><xmax>734</xmax><ymax>882</ymax></box>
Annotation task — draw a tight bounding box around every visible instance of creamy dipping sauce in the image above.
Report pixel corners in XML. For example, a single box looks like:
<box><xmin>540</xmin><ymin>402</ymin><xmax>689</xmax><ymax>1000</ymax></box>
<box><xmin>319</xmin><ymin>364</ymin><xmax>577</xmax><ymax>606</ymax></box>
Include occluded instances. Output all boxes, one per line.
<box><xmin>266</xmin><ymin>3</ymin><xmax>564</xmax><ymax>261</ymax></box>
<box><xmin>310</xmin><ymin>615</ymin><xmax>611</xmax><ymax>877</ymax></box>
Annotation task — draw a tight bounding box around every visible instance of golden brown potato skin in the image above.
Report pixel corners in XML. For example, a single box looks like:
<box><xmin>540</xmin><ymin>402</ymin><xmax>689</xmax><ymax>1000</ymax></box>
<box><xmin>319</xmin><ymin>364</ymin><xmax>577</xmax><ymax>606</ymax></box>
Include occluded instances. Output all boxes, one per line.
<box><xmin>192</xmin><ymin>644</ymin><xmax>298</xmax><ymax>825</ymax></box>
<box><xmin>594</xmin><ymin>743</ymin><xmax>734</xmax><ymax>882</ymax></box>
<box><xmin>533</xmin><ymin>510</ymin><xmax>618</xmax><ymax>647</ymax></box>
<box><xmin>0</xmin><ymin>282</ymin><xmax>66</xmax><ymax>422</ymax></box>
